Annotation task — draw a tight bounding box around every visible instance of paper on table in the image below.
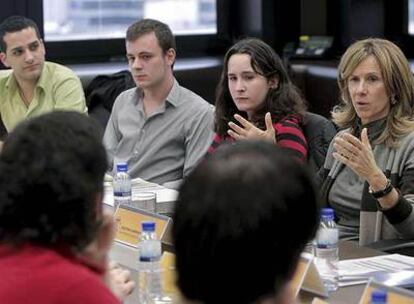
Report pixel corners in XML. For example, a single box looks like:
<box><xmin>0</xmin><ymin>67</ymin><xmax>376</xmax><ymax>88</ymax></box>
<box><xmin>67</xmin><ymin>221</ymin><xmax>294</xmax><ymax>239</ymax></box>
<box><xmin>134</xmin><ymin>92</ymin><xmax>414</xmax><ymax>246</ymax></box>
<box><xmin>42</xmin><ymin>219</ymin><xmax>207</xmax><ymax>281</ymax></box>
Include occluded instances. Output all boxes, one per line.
<box><xmin>103</xmin><ymin>177</ymin><xmax>178</xmax><ymax>206</ymax></box>
<box><xmin>338</xmin><ymin>254</ymin><xmax>414</xmax><ymax>287</ymax></box>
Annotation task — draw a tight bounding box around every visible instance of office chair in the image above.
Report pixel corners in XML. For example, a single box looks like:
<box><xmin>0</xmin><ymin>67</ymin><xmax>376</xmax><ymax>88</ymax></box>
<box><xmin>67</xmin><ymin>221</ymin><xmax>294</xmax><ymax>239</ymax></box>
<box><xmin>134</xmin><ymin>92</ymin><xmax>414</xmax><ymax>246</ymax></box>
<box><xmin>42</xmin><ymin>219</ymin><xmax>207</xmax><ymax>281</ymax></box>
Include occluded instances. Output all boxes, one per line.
<box><xmin>303</xmin><ymin>112</ymin><xmax>337</xmax><ymax>173</ymax></box>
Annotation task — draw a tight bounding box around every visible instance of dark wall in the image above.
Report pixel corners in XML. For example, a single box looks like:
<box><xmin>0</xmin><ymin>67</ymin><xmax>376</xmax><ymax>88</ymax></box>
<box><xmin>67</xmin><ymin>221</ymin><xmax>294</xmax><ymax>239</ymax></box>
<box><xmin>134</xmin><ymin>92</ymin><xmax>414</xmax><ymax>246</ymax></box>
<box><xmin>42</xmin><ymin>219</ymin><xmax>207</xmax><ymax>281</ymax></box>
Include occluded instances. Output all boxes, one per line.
<box><xmin>327</xmin><ymin>0</ymin><xmax>385</xmax><ymax>55</ymax></box>
<box><xmin>0</xmin><ymin>3</ymin><xmax>14</xmax><ymax>21</ymax></box>
<box><xmin>301</xmin><ymin>0</ymin><xmax>327</xmax><ymax>36</ymax></box>
<box><xmin>383</xmin><ymin>0</ymin><xmax>414</xmax><ymax>57</ymax></box>
<box><xmin>262</xmin><ymin>0</ymin><xmax>301</xmax><ymax>54</ymax></box>
<box><xmin>0</xmin><ymin>0</ymin><xmax>43</xmax><ymax>34</ymax></box>
<box><xmin>224</xmin><ymin>0</ymin><xmax>301</xmax><ymax>55</ymax></box>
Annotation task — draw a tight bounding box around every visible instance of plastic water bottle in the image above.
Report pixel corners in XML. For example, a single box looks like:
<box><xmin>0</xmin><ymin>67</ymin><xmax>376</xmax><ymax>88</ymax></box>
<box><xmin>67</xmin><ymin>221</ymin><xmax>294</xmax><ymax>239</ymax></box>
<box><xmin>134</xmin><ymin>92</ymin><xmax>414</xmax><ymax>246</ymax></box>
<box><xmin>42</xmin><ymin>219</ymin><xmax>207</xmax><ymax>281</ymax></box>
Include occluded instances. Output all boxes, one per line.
<box><xmin>303</xmin><ymin>241</ymin><xmax>315</xmax><ymax>256</ymax></box>
<box><xmin>315</xmin><ymin>208</ymin><xmax>339</xmax><ymax>292</ymax></box>
<box><xmin>113</xmin><ymin>162</ymin><xmax>131</xmax><ymax>209</ymax></box>
<box><xmin>370</xmin><ymin>289</ymin><xmax>387</xmax><ymax>304</ymax></box>
<box><xmin>138</xmin><ymin>221</ymin><xmax>163</xmax><ymax>304</ymax></box>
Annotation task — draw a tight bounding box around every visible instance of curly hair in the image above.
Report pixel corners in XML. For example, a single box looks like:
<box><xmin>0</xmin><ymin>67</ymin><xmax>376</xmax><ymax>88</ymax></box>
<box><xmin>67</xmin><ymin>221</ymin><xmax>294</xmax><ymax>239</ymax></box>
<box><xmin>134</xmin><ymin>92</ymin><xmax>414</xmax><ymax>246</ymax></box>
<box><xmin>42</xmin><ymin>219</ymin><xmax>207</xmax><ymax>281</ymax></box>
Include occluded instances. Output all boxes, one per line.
<box><xmin>214</xmin><ymin>38</ymin><xmax>306</xmax><ymax>136</ymax></box>
<box><xmin>0</xmin><ymin>111</ymin><xmax>107</xmax><ymax>252</ymax></box>
<box><xmin>334</xmin><ymin>38</ymin><xmax>414</xmax><ymax>147</ymax></box>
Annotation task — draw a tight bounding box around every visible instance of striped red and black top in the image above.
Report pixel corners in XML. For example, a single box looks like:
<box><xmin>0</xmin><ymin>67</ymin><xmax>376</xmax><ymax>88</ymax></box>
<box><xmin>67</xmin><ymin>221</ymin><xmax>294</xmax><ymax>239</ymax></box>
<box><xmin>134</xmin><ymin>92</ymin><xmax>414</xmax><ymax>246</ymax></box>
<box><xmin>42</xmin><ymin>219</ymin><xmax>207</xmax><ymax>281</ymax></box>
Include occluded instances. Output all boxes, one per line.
<box><xmin>208</xmin><ymin>114</ymin><xmax>308</xmax><ymax>162</ymax></box>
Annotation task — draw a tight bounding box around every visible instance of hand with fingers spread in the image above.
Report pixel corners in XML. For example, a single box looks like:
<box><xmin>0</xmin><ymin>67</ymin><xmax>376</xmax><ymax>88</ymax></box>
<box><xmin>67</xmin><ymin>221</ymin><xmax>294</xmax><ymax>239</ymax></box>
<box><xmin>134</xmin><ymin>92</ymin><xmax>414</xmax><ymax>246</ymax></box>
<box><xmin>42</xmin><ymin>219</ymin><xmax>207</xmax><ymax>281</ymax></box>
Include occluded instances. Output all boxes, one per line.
<box><xmin>227</xmin><ymin>112</ymin><xmax>276</xmax><ymax>144</ymax></box>
<box><xmin>332</xmin><ymin>128</ymin><xmax>383</xmax><ymax>181</ymax></box>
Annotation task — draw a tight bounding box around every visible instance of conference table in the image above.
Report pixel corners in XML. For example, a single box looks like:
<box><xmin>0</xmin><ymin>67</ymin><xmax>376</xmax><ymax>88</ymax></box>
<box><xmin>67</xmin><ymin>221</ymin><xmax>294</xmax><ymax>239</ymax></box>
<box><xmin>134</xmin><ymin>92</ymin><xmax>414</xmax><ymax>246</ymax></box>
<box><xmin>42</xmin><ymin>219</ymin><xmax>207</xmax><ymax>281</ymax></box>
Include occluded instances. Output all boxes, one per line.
<box><xmin>105</xmin><ymin>182</ymin><xmax>387</xmax><ymax>304</ymax></box>
<box><xmin>298</xmin><ymin>241</ymin><xmax>385</xmax><ymax>304</ymax></box>
<box><xmin>105</xmin><ymin>186</ymin><xmax>176</xmax><ymax>304</ymax></box>
<box><xmin>110</xmin><ymin>230</ymin><xmax>385</xmax><ymax>304</ymax></box>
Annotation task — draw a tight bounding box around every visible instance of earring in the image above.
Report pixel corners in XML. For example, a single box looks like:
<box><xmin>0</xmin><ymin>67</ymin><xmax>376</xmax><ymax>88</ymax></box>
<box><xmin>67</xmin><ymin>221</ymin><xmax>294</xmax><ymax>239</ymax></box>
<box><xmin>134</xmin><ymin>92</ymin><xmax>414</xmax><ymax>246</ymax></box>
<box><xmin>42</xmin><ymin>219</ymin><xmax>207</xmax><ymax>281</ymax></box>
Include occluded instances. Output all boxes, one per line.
<box><xmin>391</xmin><ymin>95</ymin><xmax>397</xmax><ymax>105</ymax></box>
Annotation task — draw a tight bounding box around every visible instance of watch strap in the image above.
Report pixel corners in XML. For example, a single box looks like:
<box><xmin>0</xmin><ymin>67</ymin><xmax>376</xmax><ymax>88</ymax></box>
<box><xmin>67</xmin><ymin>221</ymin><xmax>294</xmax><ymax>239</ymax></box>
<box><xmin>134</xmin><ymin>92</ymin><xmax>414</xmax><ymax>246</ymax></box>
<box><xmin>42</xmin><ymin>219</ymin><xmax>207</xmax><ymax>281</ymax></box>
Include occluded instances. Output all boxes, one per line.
<box><xmin>369</xmin><ymin>179</ymin><xmax>393</xmax><ymax>199</ymax></box>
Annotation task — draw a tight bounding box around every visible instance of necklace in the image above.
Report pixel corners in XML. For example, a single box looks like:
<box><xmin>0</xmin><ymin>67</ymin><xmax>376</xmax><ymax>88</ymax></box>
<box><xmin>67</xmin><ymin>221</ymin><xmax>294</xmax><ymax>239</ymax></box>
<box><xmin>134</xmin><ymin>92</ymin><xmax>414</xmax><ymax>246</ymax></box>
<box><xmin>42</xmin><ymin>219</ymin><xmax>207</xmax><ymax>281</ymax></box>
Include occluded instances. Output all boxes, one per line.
<box><xmin>18</xmin><ymin>89</ymin><xmax>31</xmax><ymax>107</ymax></box>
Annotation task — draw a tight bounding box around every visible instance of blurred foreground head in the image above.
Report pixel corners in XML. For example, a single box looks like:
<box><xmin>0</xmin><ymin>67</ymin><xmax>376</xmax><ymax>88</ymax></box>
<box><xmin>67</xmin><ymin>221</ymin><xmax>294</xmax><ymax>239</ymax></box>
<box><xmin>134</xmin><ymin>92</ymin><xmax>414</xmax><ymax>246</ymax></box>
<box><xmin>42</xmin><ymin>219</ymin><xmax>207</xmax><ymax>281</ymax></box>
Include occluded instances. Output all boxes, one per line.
<box><xmin>0</xmin><ymin>111</ymin><xmax>107</xmax><ymax>252</ymax></box>
<box><xmin>173</xmin><ymin>141</ymin><xmax>319</xmax><ymax>304</ymax></box>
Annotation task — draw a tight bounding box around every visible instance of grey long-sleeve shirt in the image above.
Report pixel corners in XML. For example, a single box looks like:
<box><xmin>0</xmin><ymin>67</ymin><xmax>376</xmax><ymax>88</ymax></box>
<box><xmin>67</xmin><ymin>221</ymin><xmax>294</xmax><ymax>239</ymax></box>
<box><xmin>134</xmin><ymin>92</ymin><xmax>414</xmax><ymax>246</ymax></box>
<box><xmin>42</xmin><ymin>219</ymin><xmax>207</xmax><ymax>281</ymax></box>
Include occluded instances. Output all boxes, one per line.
<box><xmin>317</xmin><ymin>119</ymin><xmax>414</xmax><ymax>245</ymax></box>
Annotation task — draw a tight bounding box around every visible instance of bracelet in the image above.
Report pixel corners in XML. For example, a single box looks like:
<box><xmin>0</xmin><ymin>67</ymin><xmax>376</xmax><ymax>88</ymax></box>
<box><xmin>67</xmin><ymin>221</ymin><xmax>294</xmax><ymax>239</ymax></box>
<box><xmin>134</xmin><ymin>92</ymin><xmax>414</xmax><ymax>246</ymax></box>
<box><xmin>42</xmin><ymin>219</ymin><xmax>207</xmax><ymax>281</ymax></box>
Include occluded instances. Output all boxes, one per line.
<box><xmin>369</xmin><ymin>179</ymin><xmax>393</xmax><ymax>199</ymax></box>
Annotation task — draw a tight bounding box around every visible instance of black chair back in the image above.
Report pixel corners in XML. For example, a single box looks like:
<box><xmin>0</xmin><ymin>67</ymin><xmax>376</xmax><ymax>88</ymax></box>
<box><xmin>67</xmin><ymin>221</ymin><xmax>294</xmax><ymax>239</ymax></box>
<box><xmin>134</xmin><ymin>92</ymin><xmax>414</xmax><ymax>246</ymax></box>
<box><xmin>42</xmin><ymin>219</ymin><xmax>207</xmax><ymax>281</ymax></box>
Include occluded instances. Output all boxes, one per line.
<box><xmin>303</xmin><ymin>112</ymin><xmax>337</xmax><ymax>173</ymax></box>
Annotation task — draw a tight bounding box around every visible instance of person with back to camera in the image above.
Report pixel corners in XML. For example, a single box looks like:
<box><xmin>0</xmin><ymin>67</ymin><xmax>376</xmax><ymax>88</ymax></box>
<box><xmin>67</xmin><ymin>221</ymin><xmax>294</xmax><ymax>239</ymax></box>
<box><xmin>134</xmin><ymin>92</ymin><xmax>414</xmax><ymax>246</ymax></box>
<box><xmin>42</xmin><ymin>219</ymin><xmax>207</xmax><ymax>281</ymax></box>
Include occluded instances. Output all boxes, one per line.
<box><xmin>173</xmin><ymin>141</ymin><xmax>319</xmax><ymax>304</ymax></box>
<box><xmin>207</xmin><ymin>37</ymin><xmax>308</xmax><ymax>162</ymax></box>
<box><xmin>317</xmin><ymin>38</ymin><xmax>414</xmax><ymax>245</ymax></box>
<box><xmin>0</xmin><ymin>111</ymin><xmax>134</xmax><ymax>303</ymax></box>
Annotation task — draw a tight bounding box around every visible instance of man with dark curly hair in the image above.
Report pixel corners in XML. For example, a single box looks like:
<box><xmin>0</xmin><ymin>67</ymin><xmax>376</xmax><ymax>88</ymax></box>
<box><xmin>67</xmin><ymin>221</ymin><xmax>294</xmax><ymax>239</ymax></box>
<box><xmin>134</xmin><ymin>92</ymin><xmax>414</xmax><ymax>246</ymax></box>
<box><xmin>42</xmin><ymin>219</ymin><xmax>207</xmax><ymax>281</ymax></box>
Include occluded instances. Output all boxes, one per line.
<box><xmin>0</xmin><ymin>111</ymin><xmax>132</xmax><ymax>303</ymax></box>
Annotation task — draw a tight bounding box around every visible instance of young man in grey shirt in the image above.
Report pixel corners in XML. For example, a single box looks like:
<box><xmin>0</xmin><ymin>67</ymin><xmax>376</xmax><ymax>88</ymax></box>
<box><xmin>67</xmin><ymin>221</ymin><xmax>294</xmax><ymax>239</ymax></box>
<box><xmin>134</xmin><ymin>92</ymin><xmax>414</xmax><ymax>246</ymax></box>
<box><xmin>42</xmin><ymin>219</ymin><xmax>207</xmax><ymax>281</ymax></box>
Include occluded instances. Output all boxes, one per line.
<box><xmin>103</xmin><ymin>19</ymin><xmax>214</xmax><ymax>189</ymax></box>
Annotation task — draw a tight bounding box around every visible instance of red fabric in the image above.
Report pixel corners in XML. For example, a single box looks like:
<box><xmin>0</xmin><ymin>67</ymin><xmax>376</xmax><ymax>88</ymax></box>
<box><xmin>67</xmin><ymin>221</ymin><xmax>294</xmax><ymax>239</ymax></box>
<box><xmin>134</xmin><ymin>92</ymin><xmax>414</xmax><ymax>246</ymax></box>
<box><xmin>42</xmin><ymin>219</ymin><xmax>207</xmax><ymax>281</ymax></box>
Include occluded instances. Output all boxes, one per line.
<box><xmin>208</xmin><ymin>114</ymin><xmax>308</xmax><ymax>162</ymax></box>
<box><xmin>0</xmin><ymin>244</ymin><xmax>120</xmax><ymax>304</ymax></box>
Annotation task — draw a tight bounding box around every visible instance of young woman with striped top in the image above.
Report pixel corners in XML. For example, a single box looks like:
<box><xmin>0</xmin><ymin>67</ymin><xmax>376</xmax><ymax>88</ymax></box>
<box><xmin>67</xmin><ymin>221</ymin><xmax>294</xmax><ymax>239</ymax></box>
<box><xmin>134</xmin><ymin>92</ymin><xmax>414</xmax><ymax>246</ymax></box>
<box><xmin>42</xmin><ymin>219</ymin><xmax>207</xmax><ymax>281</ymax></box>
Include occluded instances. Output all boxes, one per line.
<box><xmin>207</xmin><ymin>38</ymin><xmax>308</xmax><ymax>161</ymax></box>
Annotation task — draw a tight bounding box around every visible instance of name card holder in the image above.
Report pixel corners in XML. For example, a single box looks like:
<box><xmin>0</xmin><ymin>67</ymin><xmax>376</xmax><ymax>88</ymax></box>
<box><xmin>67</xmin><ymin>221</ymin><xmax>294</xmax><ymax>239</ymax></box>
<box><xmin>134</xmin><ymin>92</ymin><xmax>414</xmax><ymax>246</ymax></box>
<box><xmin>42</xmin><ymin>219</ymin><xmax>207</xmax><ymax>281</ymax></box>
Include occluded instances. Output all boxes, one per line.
<box><xmin>114</xmin><ymin>204</ymin><xmax>173</xmax><ymax>248</ymax></box>
<box><xmin>311</xmin><ymin>298</ymin><xmax>330</xmax><ymax>304</ymax></box>
<box><xmin>290</xmin><ymin>253</ymin><xmax>329</xmax><ymax>298</ymax></box>
<box><xmin>359</xmin><ymin>279</ymin><xmax>414</xmax><ymax>304</ymax></box>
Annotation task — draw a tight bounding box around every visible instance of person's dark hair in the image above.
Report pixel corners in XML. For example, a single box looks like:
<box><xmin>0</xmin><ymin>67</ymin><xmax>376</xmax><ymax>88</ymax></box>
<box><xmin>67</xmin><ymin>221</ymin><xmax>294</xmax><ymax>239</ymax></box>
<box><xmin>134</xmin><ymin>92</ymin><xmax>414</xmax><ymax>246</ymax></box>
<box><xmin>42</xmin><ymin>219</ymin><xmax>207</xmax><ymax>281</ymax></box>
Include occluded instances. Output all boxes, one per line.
<box><xmin>126</xmin><ymin>18</ymin><xmax>176</xmax><ymax>53</ymax></box>
<box><xmin>215</xmin><ymin>38</ymin><xmax>306</xmax><ymax>136</ymax></box>
<box><xmin>0</xmin><ymin>111</ymin><xmax>107</xmax><ymax>252</ymax></box>
<box><xmin>0</xmin><ymin>15</ymin><xmax>41</xmax><ymax>52</ymax></box>
<box><xmin>173</xmin><ymin>141</ymin><xmax>319</xmax><ymax>304</ymax></box>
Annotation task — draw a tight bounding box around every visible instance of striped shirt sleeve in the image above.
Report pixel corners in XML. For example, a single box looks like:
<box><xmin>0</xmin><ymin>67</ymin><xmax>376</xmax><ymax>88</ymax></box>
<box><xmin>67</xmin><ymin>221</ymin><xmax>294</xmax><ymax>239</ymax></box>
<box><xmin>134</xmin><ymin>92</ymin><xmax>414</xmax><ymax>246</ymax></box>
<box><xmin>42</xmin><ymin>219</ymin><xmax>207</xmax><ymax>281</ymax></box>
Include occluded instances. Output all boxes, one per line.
<box><xmin>207</xmin><ymin>133</ymin><xmax>226</xmax><ymax>154</ymax></box>
<box><xmin>274</xmin><ymin>114</ymin><xmax>308</xmax><ymax>162</ymax></box>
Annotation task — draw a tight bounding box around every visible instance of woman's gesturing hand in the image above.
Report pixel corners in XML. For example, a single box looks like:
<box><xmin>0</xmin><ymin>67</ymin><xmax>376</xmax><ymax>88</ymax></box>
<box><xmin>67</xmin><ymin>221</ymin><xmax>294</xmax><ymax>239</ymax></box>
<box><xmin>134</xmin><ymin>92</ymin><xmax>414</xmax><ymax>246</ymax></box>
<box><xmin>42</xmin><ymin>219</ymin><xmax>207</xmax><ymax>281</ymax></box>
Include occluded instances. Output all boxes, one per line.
<box><xmin>227</xmin><ymin>112</ymin><xmax>276</xmax><ymax>144</ymax></box>
<box><xmin>333</xmin><ymin>128</ymin><xmax>383</xmax><ymax>181</ymax></box>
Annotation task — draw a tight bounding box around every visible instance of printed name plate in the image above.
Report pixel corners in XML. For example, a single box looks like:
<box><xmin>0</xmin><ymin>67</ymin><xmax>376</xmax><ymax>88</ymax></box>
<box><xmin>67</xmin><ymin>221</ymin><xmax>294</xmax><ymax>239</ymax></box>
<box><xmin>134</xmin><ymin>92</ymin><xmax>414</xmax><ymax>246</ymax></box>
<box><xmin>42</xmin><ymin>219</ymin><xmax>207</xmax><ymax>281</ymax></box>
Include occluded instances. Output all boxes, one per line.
<box><xmin>114</xmin><ymin>204</ymin><xmax>172</xmax><ymax>247</ymax></box>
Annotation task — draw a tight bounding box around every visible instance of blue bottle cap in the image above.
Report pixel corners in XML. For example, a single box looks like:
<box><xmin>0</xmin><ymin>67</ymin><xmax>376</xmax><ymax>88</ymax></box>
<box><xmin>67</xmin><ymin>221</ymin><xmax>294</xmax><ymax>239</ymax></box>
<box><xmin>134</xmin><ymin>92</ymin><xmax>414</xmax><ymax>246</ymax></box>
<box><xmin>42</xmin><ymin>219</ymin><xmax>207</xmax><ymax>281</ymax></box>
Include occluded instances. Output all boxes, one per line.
<box><xmin>116</xmin><ymin>162</ymin><xmax>128</xmax><ymax>172</ymax></box>
<box><xmin>371</xmin><ymin>289</ymin><xmax>387</xmax><ymax>303</ymax></box>
<box><xmin>142</xmin><ymin>221</ymin><xmax>156</xmax><ymax>232</ymax></box>
<box><xmin>320</xmin><ymin>208</ymin><xmax>334</xmax><ymax>220</ymax></box>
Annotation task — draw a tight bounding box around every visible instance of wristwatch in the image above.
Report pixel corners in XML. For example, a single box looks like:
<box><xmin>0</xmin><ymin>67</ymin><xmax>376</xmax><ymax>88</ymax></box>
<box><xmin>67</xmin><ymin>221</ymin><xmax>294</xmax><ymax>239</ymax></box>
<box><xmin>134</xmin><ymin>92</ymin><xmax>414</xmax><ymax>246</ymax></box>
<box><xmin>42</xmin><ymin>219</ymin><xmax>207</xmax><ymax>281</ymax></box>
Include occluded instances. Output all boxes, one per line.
<box><xmin>369</xmin><ymin>179</ymin><xmax>393</xmax><ymax>199</ymax></box>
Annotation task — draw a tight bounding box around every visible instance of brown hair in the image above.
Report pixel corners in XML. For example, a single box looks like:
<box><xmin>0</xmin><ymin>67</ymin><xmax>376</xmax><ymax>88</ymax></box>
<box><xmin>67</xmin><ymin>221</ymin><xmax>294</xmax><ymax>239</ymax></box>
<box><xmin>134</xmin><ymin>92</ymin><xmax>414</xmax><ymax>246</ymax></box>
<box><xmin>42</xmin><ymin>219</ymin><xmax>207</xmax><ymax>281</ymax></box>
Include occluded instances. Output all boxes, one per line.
<box><xmin>214</xmin><ymin>38</ymin><xmax>306</xmax><ymax>136</ymax></box>
<box><xmin>126</xmin><ymin>18</ymin><xmax>176</xmax><ymax>54</ymax></box>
